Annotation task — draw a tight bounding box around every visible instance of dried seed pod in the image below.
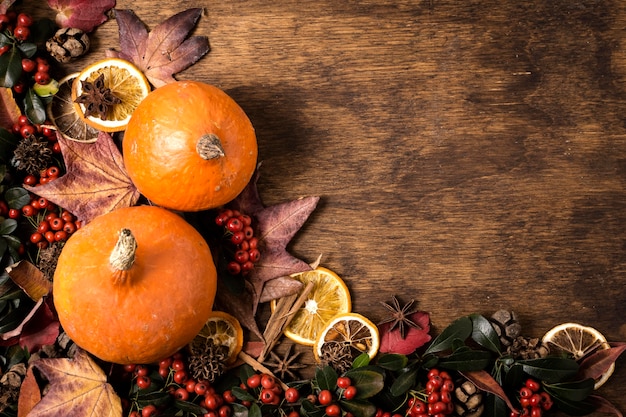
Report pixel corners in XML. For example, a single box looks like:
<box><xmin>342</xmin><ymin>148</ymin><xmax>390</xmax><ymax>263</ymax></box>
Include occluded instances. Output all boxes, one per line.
<box><xmin>507</xmin><ymin>336</ymin><xmax>549</xmax><ymax>359</ymax></box>
<box><xmin>489</xmin><ymin>310</ymin><xmax>522</xmax><ymax>347</ymax></box>
<box><xmin>46</xmin><ymin>28</ymin><xmax>90</xmax><ymax>63</ymax></box>
<box><xmin>454</xmin><ymin>380</ymin><xmax>484</xmax><ymax>417</ymax></box>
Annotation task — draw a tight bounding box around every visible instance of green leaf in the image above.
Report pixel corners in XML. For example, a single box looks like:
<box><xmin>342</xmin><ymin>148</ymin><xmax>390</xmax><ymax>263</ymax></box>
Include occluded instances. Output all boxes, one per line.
<box><xmin>4</xmin><ymin>187</ymin><xmax>30</xmax><ymax>209</ymax></box>
<box><xmin>23</xmin><ymin>88</ymin><xmax>46</xmax><ymax>125</ymax></box>
<box><xmin>543</xmin><ymin>379</ymin><xmax>595</xmax><ymax>402</ymax></box>
<box><xmin>339</xmin><ymin>399</ymin><xmax>377</xmax><ymax>417</ymax></box>
<box><xmin>231</xmin><ymin>386</ymin><xmax>255</xmax><ymax>402</ymax></box>
<box><xmin>174</xmin><ymin>400</ymin><xmax>208</xmax><ymax>414</ymax></box>
<box><xmin>232</xmin><ymin>403</ymin><xmax>249</xmax><ymax>417</ymax></box>
<box><xmin>0</xmin><ymin>128</ymin><xmax>19</xmax><ymax>164</ymax></box>
<box><xmin>300</xmin><ymin>399</ymin><xmax>325</xmax><ymax>417</ymax></box>
<box><xmin>0</xmin><ymin>47</ymin><xmax>23</xmax><ymax>88</ymax></box>
<box><xmin>424</xmin><ymin>316</ymin><xmax>472</xmax><ymax>354</ymax></box>
<box><xmin>0</xmin><ymin>33</ymin><xmax>11</xmax><ymax>45</ymax></box>
<box><xmin>518</xmin><ymin>357</ymin><xmax>579</xmax><ymax>383</ymax></box>
<box><xmin>16</xmin><ymin>42</ymin><xmax>37</xmax><ymax>58</ymax></box>
<box><xmin>0</xmin><ymin>218</ymin><xmax>17</xmax><ymax>235</ymax></box>
<box><xmin>376</xmin><ymin>354</ymin><xmax>408</xmax><ymax>371</ymax></box>
<box><xmin>315</xmin><ymin>366</ymin><xmax>338</xmax><ymax>391</ymax></box>
<box><xmin>438</xmin><ymin>349</ymin><xmax>492</xmax><ymax>371</ymax></box>
<box><xmin>352</xmin><ymin>353</ymin><xmax>371</xmax><ymax>369</ymax></box>
<box><xmin>248</xmin><ymin>403</ymin><xmax>262</xmax><ymax>417</ymax></box>
<box><xmin>470</xmin><ymin>313</ymin><xmax>501</xmax><ymax>354</ymax></box>
<box><xmin>483</xmin><ymin>393</ymin><xmax>510</xmax><ymax>417</ymax></box>
<box><xmin>390</xmin><ymin>367</ymin><xmax>418</xmax><ymax>397</ymax></box>
<box><xmin>344</xmin><ymin>368</ymin><xmax>385</xmax><ymax>399</ymax></box>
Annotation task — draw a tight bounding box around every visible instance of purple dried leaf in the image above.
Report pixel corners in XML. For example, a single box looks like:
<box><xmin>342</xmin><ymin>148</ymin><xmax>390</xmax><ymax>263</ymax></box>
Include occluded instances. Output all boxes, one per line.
<box><xmin>114</xmin><ymin>9</ymin><xmax>148</xmax><ymax>65</ymax></box>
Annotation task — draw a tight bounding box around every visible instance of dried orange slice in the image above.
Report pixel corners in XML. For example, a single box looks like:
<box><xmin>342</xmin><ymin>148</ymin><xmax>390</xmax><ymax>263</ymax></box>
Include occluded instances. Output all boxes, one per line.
<box><xmin>313</xmin><ymin>312</ymin><xmax>380</xmax><ymax>362</ymax></box>
<box><xmin>72</xmin><ymin>58</ymin><xmax>150</xmax><ymax>132</ymax></box>
<box><xmin>47</xmin><ymin>73</ymin><xmax>99</xmax><ymax>143</ymax></box>
<box><xmin>271</xmin><ymin>267</ymin><xmax>351</xmax><ymax>346</ymax></box>
<box><xmin>541</xmin><ymin>322</ymin><xmax>614</xmax><ymax>389</ymax></box>
<box><xmin>190</xmin><ymin>311</ymin><xmax>243</xmax><ymax>365</ymax></box>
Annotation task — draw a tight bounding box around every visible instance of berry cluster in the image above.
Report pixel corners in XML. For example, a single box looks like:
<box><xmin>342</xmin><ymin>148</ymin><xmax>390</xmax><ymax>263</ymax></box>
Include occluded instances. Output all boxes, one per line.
<box><xmin>406</xmin><ymin>369</ymin><xmax>455</xmax><ymax>417</ymax></box>
<box><xmin>0</xmin><ymin>12</ymin><xmax>33</xmax><ymax>42</ymax></box>
<box><xmin>25</xmin><ymin>206</ymin><xmax>78</xmax><ymax>249</ymax></box>
<box><xmin>510</xmin><ymin>379</ymin><xmax>553</xmax><ymax>417</ymax></box>
<box><xmin>11</xmin><ymin>116</ymin><xmax>60</xmax><ymax>153</ymax></box>
<box><xmin>313</xmin><ymin>377</ymin><xmax>359</xmax><ymax>417</ymax></box>
<box><xmin>215</xmin><ymin>208</ymin><xmax>261</xmax><ymax>275</ymax></box>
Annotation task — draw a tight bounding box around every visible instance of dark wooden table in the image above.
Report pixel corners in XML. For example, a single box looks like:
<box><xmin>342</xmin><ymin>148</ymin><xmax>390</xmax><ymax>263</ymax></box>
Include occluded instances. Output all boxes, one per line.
<box><xmin>30</xmin><ymin>1</ymin><xmax>626</xmax><ymax>415</ymax></box>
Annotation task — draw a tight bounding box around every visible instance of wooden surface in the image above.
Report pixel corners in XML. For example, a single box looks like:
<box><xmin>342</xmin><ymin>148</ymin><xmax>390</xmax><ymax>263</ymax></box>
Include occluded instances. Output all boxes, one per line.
<box><xmin>31</xmin><ymin>0</ymin><xmax>626</xmax><ymax>414</ymax></box>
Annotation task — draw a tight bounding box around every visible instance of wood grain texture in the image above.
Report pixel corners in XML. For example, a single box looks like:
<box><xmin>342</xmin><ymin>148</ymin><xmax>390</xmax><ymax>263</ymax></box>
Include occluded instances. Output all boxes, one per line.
<box><xmin>28</xmin><ymin>0</ymin><xmax>626</xmax><ymax>414</ymax></box>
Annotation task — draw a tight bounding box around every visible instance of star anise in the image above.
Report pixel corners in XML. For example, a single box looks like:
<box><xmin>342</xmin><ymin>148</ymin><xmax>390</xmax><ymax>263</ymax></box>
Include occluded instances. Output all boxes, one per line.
<box><xmin>262</xmin><ymin>344</ymin><xmax>307</xmax><ymax>381</ymax></box>
<box><xmin>74</xmin><ymin>73</ymin><xmax>121</xmax><ymax>120</ymax></box>
<box><xmin>378</xmin><ymin>295</ymin><xmax>421</xmax><ymax>339</ymax></box>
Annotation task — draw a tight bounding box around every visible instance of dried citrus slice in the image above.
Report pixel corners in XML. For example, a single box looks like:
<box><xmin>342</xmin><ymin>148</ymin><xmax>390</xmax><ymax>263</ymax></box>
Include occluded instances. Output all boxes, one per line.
<box><xmin>541</xmin><ymin>322</ymin><xmax>614</xmax><ymax>389</ymax></box>
<box><xmin>190</xmin><ymin>311</ymin><xmax>243</xmax><ymax>365</ymax></box>
<box><xmin>313</xmin><ymin>312</ymin><xmax>380</xmax><ymax>363</ymax></box>
<box><xmin>72</xmin><ymin>58</ymin><xmax>150</xmax><ymax>132</ymax></box>
<box><xmin>271</xmin><ymin>267</ymin><xmax>351</xmax><ymax>346</ymax></box>
<box><xmin>47</xmin><ymin>73</ymin><xmax>99</xmax><ymax>143</ymax></box>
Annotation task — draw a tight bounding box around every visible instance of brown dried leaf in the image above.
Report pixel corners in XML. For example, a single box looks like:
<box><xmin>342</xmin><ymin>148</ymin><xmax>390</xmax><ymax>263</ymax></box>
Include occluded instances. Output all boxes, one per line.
<box><xmin>0</xmin><ymin>88</ymin><xmax>22</xmax><ymax>130</ymax></box>
<box><xmin>461</xmin><ymin>370</ymin><xmax>518</xmax><ymax>413</ymax></box>
<box><xmin>17</xmin><ymin>366</ymin><xmax>41</xmax><ymax>417</ymax></box>
<box><xmin>215</xmin><ymin>279</ymin><xmax>263</xmax><ymax>341</ymax></box>
<box><xmin>6</xmin><ymin>261</ymin><xmax>51</xmax><ymax>302</ymax></box>
<box><xmin>116</xmin><ymin>8</ymin><xmax>210</xmax><ymax>88</ymax></box>
<box><xmin>25</xmin><ymin>132</ymin><xmax>140</xmax><ymax>224</ymax></box>
<box><xmin>48</xmin><ymin>0</ymin><xmax>116</xmax><ymax>32</ymax></box>
<box><xmin>28</xmin><ymin>348</ymin><xmax>122</xmax><ymax>417</ymax></box>
<box><xmin>259</xmin><ymin>276</ymin><xmax>303</xmax><ymax>303</ymax></box>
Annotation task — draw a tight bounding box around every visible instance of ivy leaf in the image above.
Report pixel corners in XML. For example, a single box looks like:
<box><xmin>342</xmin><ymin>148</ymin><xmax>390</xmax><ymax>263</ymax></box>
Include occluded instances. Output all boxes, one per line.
<box><xmin>424</xmin><ymin>316</ymin><xmax>472</xmax><ymax>355</ymax></box>
<box><xmin>470</xmin><ymin>313</ymin><xmax>501</xmax><ymax>354</ymax></box>
<box><xmin>115</xmin><ymin>8</ymin><xmax>210</xmax><ymax>88</ymax></box>
<box><xmin>25</xmin><ymin>132</ymin><xmax>141</xmax><ymax>224</ymax></box>
<box><xmin>379</xmin><ymin>311</ymin><xmax>431</xmax><ymax>355</ymax></box>
<box><xmin>28</xmin><ymin>348</ymin><xmax>122</xmax><ymax>417</ymax></box>
<box><xmin>461</xmin><ymin>370</ymin><xmax>518</xmax><ymax>413</ymax></box>
<box><xmin>577</xmin><ymin>342</ymin><xmax>626</xmax><ymax>382</ymax></box>
<box><xmin>47</xmin><ymin>0</ymin><xmax>116</xmax><ymax>32</ymax></box>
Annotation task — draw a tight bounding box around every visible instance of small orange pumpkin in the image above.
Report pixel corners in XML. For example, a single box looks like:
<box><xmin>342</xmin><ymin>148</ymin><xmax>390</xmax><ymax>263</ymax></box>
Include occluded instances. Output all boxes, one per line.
<box><xmin>53</xmin><ymin>205</ymin><xmax>217</xmax><ymax>364</ymax></box>
<box><xmin>122</xmin><ymin>80</ymin><xmax>258</xmax><ymax>212</ymax></box>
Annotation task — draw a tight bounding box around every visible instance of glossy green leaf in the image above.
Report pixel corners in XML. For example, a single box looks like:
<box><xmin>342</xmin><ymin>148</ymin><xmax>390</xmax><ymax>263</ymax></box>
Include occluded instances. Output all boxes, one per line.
<box><xmin>0</xmin><ymin>218</ymin><xmax>16</xmax><ymax>235</ymax></box>
<box><xmin>424</xmin><ymin>316</ymin><xmax>472</xmax><ymax>354</ymax></box>
<box><xmin>543</xmin><ymin>379</ymin><xmax>594</xmax><ymax>402</ymax></box>
<box><xmin>518</xmin><ymin>358</ymin><xmax>579</xmax><ymax>383</ymax></box>
<box><xmin>315</xmin><ymin>366</ymin><xmax>338</xmax><ymax>391</ymax></box>
<box><xmin>352</xmin><ymin>352</ymin><xmax>371</xmax><ymax>369</ymax></box>
<box><xmin>376</xmin><ymin>353</ymin><xmax>408</xmax><ymax>371</ymax></box>
<box><xmin>17</xmin><ymin>42</ymin><xmax>37</xmax><ymax>58</ymax></box>
<box><xmin>470</xmin><ymin>313</ymin><xmax>501</xmax><ymax>354</ymax></box>
<box><xmin>4</xmin><ymin>187</ymin><xmax>29</xmax><ymax>209</ymax></box>
<box><xmin>24</xmin><ymin>88</ymin><xmax>46</xmax><ymax>125</ymax></box>
<box><xmin>339</xmin><ymin>399</ymin><xmax>377</xmax><ymax>417</ymax></box>
<box><xmin>231</xmin><ymin>386</ymin><xmax>255</xmax><ymax>402</ymax></box>
<box><xmin>390</xmin><ymin>366</ymin><xmax>418</xmax><ymax>397</ymax></box>
<box><xmin>344</xmin><ymin>368</ymin><xmax>385</xmax><ymax>399</ymax></box>
<box><xmin>300</xmin><ymin>399</ymin><xmax>325</xmax><ymax>417</ymax></box>
<box><xmin>483</xmin><ymin>393</ymin><xmax>510</xmax><ymax>417</ymax></box>
<box><xmin>0</xmin><ymin>127</ymin><xmax>19</xmax><ymax>164</ymax></box>
<box><xmin>438</xmin><ymin>349</ymin><xmax>492</xmax><ymax>371</ymax></box>
<box><xmin>248</xmin><ymin>403</ymin><xmax>262</xmax><ymax>417</ymax></box>
<box><xmin>232</xmin><ymin>403</ymin><xmax>249</xmax><ymax>417</ymax></box>
<box><xmin>0</xmin><ymin>47</ymin><xmax>22</xmax><ymax>88</ymax></box>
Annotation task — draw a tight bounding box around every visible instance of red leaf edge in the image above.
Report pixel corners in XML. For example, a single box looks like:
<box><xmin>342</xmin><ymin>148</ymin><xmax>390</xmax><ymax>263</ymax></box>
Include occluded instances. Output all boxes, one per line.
<box><xmin>578</xmin><ymin>342</ymin><xmax>626</xmax><ymax>381</ymax></box>
<box><xmin>460</xmin><ymin>370</ymin><xmax>518</xmax><ymax>413</ymax></box>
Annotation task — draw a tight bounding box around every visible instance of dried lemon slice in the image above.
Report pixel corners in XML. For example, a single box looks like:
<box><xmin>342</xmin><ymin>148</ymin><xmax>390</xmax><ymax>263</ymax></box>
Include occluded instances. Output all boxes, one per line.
<box><xmin>271</xmin><ymin>267</ymin><xmax>351</xmax><ymax>346</ymax></box>
<box><xmin>72</xmin><ymin>58</ymin><xmax>150</xmax><ymax>132</ymax></box>
<box><xmin>190</xmin><ymin>311</ymin><xmax>243</xmax><ymax>365</ymax></box>
<box><xmin>47</xmin><ymin>73</ymin><xmax>99</xmax><ymax>143</ymax></box>
<box><xmin>313</xmin><ymin>312</ymin><xmax>380</xmax><ymax>363</ymax></box>
<box><xmin>541</xmin><ymin>322</ymin><xmax>614</xmax><ymax>389</ymax></box>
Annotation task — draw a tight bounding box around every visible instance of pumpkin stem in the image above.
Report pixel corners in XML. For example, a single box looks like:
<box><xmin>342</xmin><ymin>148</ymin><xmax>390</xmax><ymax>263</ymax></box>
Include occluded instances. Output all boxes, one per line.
<box><xmin>110</xmin><ymin>228</ymin><xmax>137</xmax><ymax>284</ymax></box>
<box><xmin>197</xmin><ymin>133</ymin><xmax>225</xmax><ymax>160</ymax></box>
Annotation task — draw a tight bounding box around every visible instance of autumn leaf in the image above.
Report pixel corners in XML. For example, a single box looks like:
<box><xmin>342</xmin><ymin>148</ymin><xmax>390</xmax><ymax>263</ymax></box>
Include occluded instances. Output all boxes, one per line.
<box><xmin>28</xmin><ymin>348</ymin><xmax>122</xmax><ymax>417</ymax></box>
<box><xmin>25</xmin><ymin>132</ymin><xmax>140</xmax><ymax>224</ymax></box>
<box><xmin>379</xmin><ymin>312</ymin><xmax>431</xmax><ymax>355</ymax></box>
<box><xmin>215</xmin><ymin>278</ymin><xmax>263</xmax><ymax>341</ymax></box>
<box><xmin>0</xmin><ymin>298</ymin><xmax>59</xmax><ymax>353</ymax></box>
<box><xmin>6</xmin><ymin>261</ymin><xmax>52</xmax><ymax>302</ymax></box>
<box><xmin>0</xmin><ymin>88</ymin><xmax>21</xmax><ymax>130</ymax></box>
<box><xmin>259</xmin><ymin>276</ymin><xmax>303</xmax><ymax>304</ymax></box>
<box><xmin>47</xmin><ymin>0</ymin><xmax>116</xmax><ymax>33</ymax></box>
<box><xmin>461</xmin><ymin>370</ymin><xmax>518</xmax><ymax>413</ymax></box>
<box><xmin>577</xmin><ymin>342</ymin><xmax>626</xmax><ymax>382</ymax></box>
<box><xmin>17</xmin><ymin>366</ymin><xmax>41</xmax><ymax>417</ymax></box>
<box><xmin>115</xmin><ymin>8</ymin><xmax>210</xmax><ymax>88</ymax></box>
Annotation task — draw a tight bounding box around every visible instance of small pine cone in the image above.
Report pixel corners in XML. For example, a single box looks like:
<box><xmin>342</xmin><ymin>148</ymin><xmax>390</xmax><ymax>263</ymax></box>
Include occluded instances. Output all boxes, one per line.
<box><xmin>188</xmin><ymin>340</ymin><xmax>229</xmax><ymax>383</ymax></box>
<box><xmin>46</xmin><ymin>28</ymin><xmax>90</xmax><ymax>63</ymax></box>
<box><xmin>507</xmin><ymin>336</ymin><xmax>549</xmax><ymax>360</ymax></box>
<box><xmin>319</xmin><ymin>342</ymin><xmax>353</xmax><ymax>374</ymax></box>
<box><xmin>11</xmin><ymin>135</ymin><xmax>54</xmax><ymax>175</ymax></box>
<box><xmin>489</xmin><ymin>310</ymin><xmax>522</xmax><ymax>347</ymax></box>
<box><xmin>454</xmin><ymin>380</ymin><xmax>484</xmax><ymax>417</ymax></box>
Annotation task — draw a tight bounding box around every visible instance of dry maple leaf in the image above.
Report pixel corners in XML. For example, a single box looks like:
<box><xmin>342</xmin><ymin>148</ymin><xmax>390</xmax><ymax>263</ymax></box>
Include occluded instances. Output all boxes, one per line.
<box><xmin>25</xmin><ymin>132</ymin><xmax>140</xmax><ymax>224</ymax></box>
<box><xmin>115</xmin><ymin>8</ymin><xmax>210</xmax><ymax>87</ymax></box>
<box><xmin>48</xmin><ymin>0</ymin><xmax>116</xmax><ymax>32</ymax></box>
<box><xmin>28</xmin><ymin>348</ymin><xmax>122</xmax><ymax>417</ymax></box>
<box><xmin>379</xmin><ymin>311</ymin><xmax>432</xmax><ymax>355</ymax></box>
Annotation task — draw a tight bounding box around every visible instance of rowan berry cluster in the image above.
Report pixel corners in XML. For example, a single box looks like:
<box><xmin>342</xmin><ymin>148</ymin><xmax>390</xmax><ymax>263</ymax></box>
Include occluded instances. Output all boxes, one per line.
<box><xmin>215</xmin><ymin>208</ymin><xmax>261</xmax><ymax>275</ymax></box>
<box><xmin>312</xmin><ymin>376</ymin><xmax>359</xmax><ymax>417</ymax></box>
<box><xmin>510</xmin><ymin>379</ymin><xmax>553</xmax><ymax>417</ymax></box>
<box><xmin>406</xmin><ymin>369</ymin><xmax>455</xmax><ymax>417</ymax></box>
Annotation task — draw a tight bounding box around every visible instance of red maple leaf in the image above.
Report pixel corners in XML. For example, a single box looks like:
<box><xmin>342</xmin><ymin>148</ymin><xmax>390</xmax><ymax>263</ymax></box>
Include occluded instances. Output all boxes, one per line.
<box><xmin>379</xmin><ymin>311</ymin><xmax>432</xmax><ymax>355</ymax></box>
<box><xmin>47</xmin><ymin>0</ymin><xmax>116</xmax><ymax>33</ymax></box>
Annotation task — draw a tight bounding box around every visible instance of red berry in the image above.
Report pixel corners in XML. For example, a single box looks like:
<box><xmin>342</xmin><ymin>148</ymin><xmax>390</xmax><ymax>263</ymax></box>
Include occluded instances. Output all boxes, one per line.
<box><xmin>231</xmin><ymin>231</ymin><xmax>245</xmax><ymax>245</ymax></box>
<box><xmin>325</xmin><ymin>404</ymin><xmax>341</xmax><ymax>417</ymax></box>
<box><xmin>20</xmin><ymin>124</ymin><xmax>35</xmax><ymax>138</ymax></box>
<box><xmin>530</xmin><ymin>406</ymin><xmax>542</xmax><ymax>417</ymax></box>
<box><xmin>141</xmin><ymin>404</ymin><xmax>158</xmax><ymax>417</ymax></box>
<box><xmin>218</xmin><ymin>405</ymin><xmax>232</xmax><ymax>417</ymax></box>
<box><xmin>18</xmin><ymin>115</ymin><xmax>29</xmax><ymax>125</ymax></box>
<box><xmin>123</xmin><ymin>363</ymin><xmax>136</xmax><ymax>373</ymax></box>
<box><xmin>241</xmin><ymin>261</ymin><xmax>255</xmax><ymax>273</ymax></box>
<box><xmin>29</xmin><ymin>232</ymin><xmax>43</xmax><ymax>244</ymax></box>
<box><xmin>23</xmin><ymin>174</ymin><xmax>37</xmax><ymax>186</ymax></box>
<box><xmin>46</xmin><ymin>166</ymin><xmax>60</xmax><ymax>177</ymax></box>
<box><xmin>260</xmin><ymin>374</ymin><xmax>276</xmax><ymax>389</ymax></box>
<box><xmin>247</xmin><ymin>374</ymin><xmax>261</xmax><ymax>389</ymax></box>
<box><xmin>343</xmin><ymin>385</ymin><xmax>358</xmax><ymax>400</ymax></box>
<box><xmin>134</xmin><ymin>364</ymin><xmax>149</xmax><ymax>377</ymax></box>
<box><xmin>175</xmin><ymin>387</ymin><xmax>189</xmax><ymax>401</ymax></box>
<box><xmin>63</xmin><ymin>221</ymin><xmax>77</xmax><ymax>234</ymax></box>
<box><xmin>226</xmin><ymin>217</ymin><xmax>243</xmax><ymax>232</ymax></box>
<box><xmin>235</xmin><ymin>250</ymin><xmax>249</xmax><ymax>264</ymax></box>
<box><xmin>136</xmin><ymin>375</ymin><xmax>151</xmax><ymax>390</ymax></box>
<box><xmin>529</xmin><ymin>394</ymin><xmax>542</xmax><ymax>407</ymax></box>
<box><xmin>21</xmin><ymin>204</ymin><xmax>35</xmax><ymax>216</ymax></box>
<box><xmin>50</xmin><ymin>217</ymin><xmax>63</xmax><ymax>231</ymax></box>
<box><xmin>525</xmin><ymin>379</ymin><xmax>541</xmax><ymax>392</ymax></box>
<box><xmin>427</xmin><ymin>392</ymin><xmax>440</xmax><ymax>404</ymax></box>
<box><xmin>285</xmin><ymin>387</ymin><xmax>300</xmax><ymax>403</ymax></box>
<box><xmin>184</xmin><ymin>379</ymin><xmax>196</xmax><ymax>393</ymax></box>
<box><xmin>38</xmin><ymin>197</ymin><xmax>49</xmax><ymax>210</ymax></box>
<box><xmin>243</xmin><ymin>226</ymin><xmax>254</xmax><ymax>239</ymax></box>
<box><xmin>17</xmin><ymin>13</ymin><xmax>32</xmax><ymax>27</ymax></box>
<box><xmin>61</xmin><ymin>211</ymin><xmax>74</xmax><ymax>222</ymax></box>
<box><xmin>14</xmin><ymin>25</ymin><xmax>29</xmax><ymax>41</ymax></box>
<box><xmin>248</xmin><ymin>237</ymin><xmax>258</xmax><ymax>249</ymax></box>
<box><xmin>519</xmin><ymin>387</ymin><xmax>533</xmax><ymax>398</ymax></box>
<box><xmin>37</xmin><ymin>61</ymin><xmax>50</xmax><ymax>73</ymax></box>
<box><xmin>195</xmin><ymin>381</ymin><xmax>209</xmax><ymax>396</ymax></box>
<box><xmin>34</xmin><ymin>71</ymin><xmax>50</xmax><ymax>85</ymax></box>
<box><xmin>12</xmin><ymin>81</ymin><xmax>24</xmax><ymax>94</ymax></box>
<box><xmin>227</xmin><ymin>261</ymin><xmax>241</xmax><ymax>275</ymax></box>
<box><xmin>337</xmin><ymin>376</ymin><xmax>351</xmax><ymax>389</ymax></box>
<box><xmin>173</xmin><ymin>370</ymin><xmax>188</xmax><ymax>384</ymax></box>
<box><xmin>8</xmin><ymin>208</ymin><xmax>20</xmax><ymax>219</ymax></box>
<box><xmin>441</xmin><ymin>379</ymin><xmax>454</xmax><ymax>392</ymax></box>
<box><xmin>318</xmin><ymin>389</ymin><xmax>333</xmax><ymax>406</ymax></box>
<box><xmin>21</xmin><ymin>58</ymin><xmax>35</xmax><ymax>73</ymax></box>
<box><xmin>260</xmin><ymin>389</ymin><xmax>276</xmax><ymax>404</ymax></box>
<box><xmin>248</xmin><ymin>248</ymin><xmax>261</xmax><ymax>262</ymax></box>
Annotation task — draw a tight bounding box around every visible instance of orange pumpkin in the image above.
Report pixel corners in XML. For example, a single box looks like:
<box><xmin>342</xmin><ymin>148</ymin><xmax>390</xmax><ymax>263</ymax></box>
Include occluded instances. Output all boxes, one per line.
<box><xmin>53</xmin><ymin>205</ymin><xmax>217</xmax><ymax>364</ymax></box>
<box><xmin>122</xmin><ymin>81</ymin><xmax>258</xmax><ymax>212</ymax></box>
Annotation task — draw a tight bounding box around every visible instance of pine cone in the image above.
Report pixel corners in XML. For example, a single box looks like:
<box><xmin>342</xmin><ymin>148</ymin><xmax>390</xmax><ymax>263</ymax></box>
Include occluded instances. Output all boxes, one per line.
<box><xmin>489</xmin><ymin>310</ymin><xmax>522</xmax><ymax>347</ymax></box>
<box><xmin>319</xmin><ymin>342</ymin><xmax>353</xmax><ymax>374</ymax></box>
<box><xmin>507</xmin><ymin>336</ymin><xmax>549</xmax><ymax>360</ymax></box>
<box><xmin>454</xmin><ymin>380</ymin><xmax>484</xmax><ymax>417</ymax></box>
<box><xmin>188</xmin><ymin>339</ymin><xmax>229</xmax><ymax>383</ymax></box>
